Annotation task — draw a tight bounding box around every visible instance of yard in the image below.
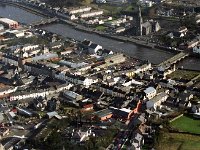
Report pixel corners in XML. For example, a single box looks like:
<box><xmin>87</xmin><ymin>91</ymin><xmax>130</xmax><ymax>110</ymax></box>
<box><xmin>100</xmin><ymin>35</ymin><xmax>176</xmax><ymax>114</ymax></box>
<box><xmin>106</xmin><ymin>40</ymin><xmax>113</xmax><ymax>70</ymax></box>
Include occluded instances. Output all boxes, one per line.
<box><xmin>170</xmin><ymin>115</ymin><xmax>200</xmax><ymax>134</ymax></box>
<box><xmin>155</xmin><ymin>131</ymin><xmax>200</xmax><ymax>150</ymax></box>
<box><xmin>167</xmin><ymin>70</ymin><xmax>200</xmax><ymax>81</ymax></box>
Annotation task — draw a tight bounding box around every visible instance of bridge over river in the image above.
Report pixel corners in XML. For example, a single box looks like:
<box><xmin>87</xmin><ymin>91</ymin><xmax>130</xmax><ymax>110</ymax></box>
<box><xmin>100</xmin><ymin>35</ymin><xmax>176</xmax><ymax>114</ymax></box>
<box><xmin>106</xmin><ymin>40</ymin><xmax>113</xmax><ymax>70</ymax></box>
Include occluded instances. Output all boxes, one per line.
<box><xmin>157</xmin><ymin>52</ymin><xmax>190</xmax><ymax>70</ymax></box>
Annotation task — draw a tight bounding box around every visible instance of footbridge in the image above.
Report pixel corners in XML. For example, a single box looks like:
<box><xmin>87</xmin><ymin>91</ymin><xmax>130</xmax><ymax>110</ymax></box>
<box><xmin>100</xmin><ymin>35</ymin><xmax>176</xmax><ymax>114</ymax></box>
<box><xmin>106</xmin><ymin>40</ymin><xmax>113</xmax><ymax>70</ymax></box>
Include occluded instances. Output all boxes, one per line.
<box><xmin>157</xmin><ymin>52</ymin><xmax>189</xmax><ymax>70</ymax></box>
<box><xmin>30</xmin><ymin>17</ymin><xmax>59</xmax><ymax>27</ymax></box>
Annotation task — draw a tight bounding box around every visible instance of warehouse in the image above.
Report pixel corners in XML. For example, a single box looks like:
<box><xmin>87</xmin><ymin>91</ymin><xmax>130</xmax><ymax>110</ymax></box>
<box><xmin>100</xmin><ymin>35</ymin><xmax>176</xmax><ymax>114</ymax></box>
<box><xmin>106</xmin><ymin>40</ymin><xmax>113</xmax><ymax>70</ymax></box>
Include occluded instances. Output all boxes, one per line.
<box><xmin>0</xmin><ymin>18</ymin><xmax>19</xmax><ymax>29</ymax></box>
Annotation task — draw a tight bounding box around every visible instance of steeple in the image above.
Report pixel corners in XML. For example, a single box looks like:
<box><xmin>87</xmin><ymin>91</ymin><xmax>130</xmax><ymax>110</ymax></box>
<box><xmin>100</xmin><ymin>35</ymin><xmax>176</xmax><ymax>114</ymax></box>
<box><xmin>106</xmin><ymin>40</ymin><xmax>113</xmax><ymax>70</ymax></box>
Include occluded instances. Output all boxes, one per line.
<box><xmin>136</xmin><ymin>5</ymin><xmax>143</xmax><ymax>36</ymax></box>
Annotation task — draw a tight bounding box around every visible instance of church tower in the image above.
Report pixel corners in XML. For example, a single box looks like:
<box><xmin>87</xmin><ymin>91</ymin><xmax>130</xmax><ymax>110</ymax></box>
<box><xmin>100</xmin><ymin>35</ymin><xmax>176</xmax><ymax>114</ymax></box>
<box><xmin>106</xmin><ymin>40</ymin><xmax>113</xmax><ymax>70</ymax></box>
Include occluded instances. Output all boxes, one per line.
<box><xmin>136</xmin><ymin>6</ymin><xmax>143</xmax><ymax>36</ymax></box>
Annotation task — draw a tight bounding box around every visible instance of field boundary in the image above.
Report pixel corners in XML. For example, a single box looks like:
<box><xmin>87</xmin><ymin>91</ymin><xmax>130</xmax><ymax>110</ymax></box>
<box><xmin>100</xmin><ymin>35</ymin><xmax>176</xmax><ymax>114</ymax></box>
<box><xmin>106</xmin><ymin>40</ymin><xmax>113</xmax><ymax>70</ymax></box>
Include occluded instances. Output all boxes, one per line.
<box><xmin>169</xmin><ymin>114</ymin><xmax>183</xmax><ymax>123</ymax></box>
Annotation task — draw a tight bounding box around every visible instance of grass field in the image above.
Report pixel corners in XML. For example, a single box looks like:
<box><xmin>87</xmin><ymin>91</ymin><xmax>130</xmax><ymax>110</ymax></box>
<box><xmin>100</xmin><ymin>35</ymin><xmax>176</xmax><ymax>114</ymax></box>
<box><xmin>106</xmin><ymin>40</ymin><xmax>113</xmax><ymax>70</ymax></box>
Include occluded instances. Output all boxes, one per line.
<box><xmin>95</xmin><ymin>25</ymin><xmax>107</xmax><ymax>31</ymax></box>
<box><xmin>170</xmin><ymin>115</ymin><xmax>200</xmax><ymax>134</ymax></box>
<box><xmin>167</xmin><ymin>70</ymin><xmax>200</xmax><ymax>80</ymax></box>
<box><xmin>156</xmin><ymin>131</ymin><xmax>200</xmax><ymax>150</ymax></box>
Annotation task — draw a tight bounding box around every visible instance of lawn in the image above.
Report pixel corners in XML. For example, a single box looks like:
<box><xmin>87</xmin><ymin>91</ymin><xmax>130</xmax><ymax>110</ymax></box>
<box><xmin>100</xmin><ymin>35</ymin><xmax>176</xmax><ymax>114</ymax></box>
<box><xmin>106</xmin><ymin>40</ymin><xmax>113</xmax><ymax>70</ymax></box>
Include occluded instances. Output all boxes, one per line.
<box><xmin>98</xmin><ymin>4</ymin><xmax>122</xmax><ymax>15</ymax></box>
<box><xmin>170</xmin><ymin>115</ymin><xmax>200</xmax><ymax>134</ymax></box>
<box><xmin>167</xmin><ymin>70</ymin><xmax>200</xmax><ymax>81</ymax></box>
<box><xmin>155</xmin><ymin>131</ymin><xmax>200</xmax><ymax>150</ymax></box>
<box><xmin>95</xmin><ymin>25</ymin><xmax>107</xmax><ymax>31</ymax></box>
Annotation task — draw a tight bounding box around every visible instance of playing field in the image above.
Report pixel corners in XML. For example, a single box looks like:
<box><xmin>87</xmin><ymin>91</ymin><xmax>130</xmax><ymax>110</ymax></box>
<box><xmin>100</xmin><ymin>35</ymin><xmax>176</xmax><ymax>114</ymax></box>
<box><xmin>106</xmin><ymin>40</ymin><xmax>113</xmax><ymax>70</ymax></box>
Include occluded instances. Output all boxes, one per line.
<box><xmin>156</xmin><ymin>131</ymin><xmax>200</xmax><ymax>150</ymax></box>
<box><xmin>170</xmin><ymin>115</ymin><xmax>200</xmax><ymax>134</ymax></box>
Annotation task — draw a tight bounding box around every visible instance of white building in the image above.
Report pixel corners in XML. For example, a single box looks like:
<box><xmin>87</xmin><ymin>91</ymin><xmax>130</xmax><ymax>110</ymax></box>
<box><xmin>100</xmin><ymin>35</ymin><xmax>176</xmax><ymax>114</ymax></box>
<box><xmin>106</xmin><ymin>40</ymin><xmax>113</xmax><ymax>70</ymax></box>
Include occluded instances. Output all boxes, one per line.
<box><xmin>146</xmin><ymin>91</ymin><xmax>169</xmax><ymax>110</ymax></box>
<box><xmin>0</xmin><ymin>86</ymin><xmax>18</xmax><ymax>97</ymax></box>
<box><xmin>63</xmin><ymin>90</ymin><xmax>83</xmax><ymax>101</ymax></box>
<box><xmin>96</xmin><ymin>0</ymin><xmax>106</xmax><ymax>3</ymax></box>
<box><xmin>80</xmin><ymin>10</ymin><xmax>103</xmax><ymax>18</ymax></box>
<box><xmin>9</xmin><ymin>83</ymin><xmax>72</xmax><ymax>101</ymax></box>
<box><xmin>134</xmin><ymin>63</ymin><xmax>152</xmax><ymax>74</ymax></box>
<box><xmin>144</xmin><ymin>87</ymin><xmax>156</xmax><ymax>99</ymax></box>
<box><xmin>67</xmin><ymin>7</ymin><xmax>92</xmax><ymax>15</ymax></box>
<box><xmin>66</xmin><ymin>74</ymin><xmax>98</xmax><ymax>87</ymax></box>
<box><xmin>115</xmin><ymin>27</ymin><xmax>126</xmax><ymax>33</ymax></box>
<box><xmin>88</xmin><ymin>43</ymin><xmax>103</xmax><ymax>54</ymax></box>
<box><xmin>139</xmin><ymin>0</ymin><xmax>153</xmax><ymax>7</ymax></box>
<box><xmin>0</xmin><ymin>24</ymin><xmax>4</xmax><ymax>31</ymax></box>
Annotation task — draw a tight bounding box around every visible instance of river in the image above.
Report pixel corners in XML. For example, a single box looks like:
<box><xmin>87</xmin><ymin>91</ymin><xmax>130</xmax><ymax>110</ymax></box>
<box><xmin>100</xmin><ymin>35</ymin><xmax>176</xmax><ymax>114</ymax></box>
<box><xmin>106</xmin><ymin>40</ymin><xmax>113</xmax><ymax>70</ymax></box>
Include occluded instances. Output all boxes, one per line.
<box><xmin>0</xmin><ymin>4</ymin><xmax>200</xmax><ymax>70</ymax></box>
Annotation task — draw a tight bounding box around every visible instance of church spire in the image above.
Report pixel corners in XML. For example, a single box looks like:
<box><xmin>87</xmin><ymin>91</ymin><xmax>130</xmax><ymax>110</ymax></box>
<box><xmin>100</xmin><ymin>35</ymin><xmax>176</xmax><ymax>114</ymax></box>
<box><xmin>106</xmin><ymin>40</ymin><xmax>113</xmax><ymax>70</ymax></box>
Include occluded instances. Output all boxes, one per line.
<box><xmin>136</xmin><ymin>5</ymin><xmax>143</xmax><ymax>36</ymax></box>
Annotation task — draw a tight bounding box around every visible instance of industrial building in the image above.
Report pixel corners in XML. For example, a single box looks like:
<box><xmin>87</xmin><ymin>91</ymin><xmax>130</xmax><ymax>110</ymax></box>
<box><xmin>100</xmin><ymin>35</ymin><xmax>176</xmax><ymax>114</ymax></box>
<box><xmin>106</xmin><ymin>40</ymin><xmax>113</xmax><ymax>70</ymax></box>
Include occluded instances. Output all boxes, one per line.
<box><xmin>0</xmin><ymin>18</ymin><xmax>19</xmax><ymax>29</ymax></box>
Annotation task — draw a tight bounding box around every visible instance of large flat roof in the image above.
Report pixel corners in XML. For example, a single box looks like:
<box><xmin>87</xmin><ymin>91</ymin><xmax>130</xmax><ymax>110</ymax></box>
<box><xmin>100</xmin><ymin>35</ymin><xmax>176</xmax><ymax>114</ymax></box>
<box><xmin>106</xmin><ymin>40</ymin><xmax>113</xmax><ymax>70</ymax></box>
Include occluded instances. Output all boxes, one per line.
<box><xmin>0</xmin><ymin>18</ymin><xmax>18</xmax><ymax>24</ymax></box>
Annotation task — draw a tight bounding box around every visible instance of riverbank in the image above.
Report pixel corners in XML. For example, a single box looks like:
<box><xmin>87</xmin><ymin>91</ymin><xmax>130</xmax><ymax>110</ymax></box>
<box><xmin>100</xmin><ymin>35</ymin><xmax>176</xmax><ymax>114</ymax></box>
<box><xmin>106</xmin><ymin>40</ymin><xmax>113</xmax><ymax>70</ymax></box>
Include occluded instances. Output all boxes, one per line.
<box><xmin>0</xmin><ymin>1</ymin><xmax>49</xmax><ymax>18</ymax></box>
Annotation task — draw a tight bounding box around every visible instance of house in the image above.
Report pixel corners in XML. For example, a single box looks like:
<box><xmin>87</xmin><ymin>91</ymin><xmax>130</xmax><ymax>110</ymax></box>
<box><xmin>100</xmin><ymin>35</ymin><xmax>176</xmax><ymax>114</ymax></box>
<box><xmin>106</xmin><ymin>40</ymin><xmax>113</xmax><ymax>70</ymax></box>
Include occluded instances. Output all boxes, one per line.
<box><xmin>32</xmin><ymin>97</ymin><xmax>47</xmax><ymax>111</ymax></box>
<box><xmin>88</xmin><ymin>43</ymin><xmax>102</xmax><ymax>54</ymax></box>
<box><xmin>2</xmin><ymin>54</ymin><xmax>21</xmax><ymax>66</ymax></box>
<box><xmin>80</xmin><ymin>10</ymin><xmax>103</xmax><ymax>18</ymax></box>
<box><xmin>32</xmin><ymin>53</ymin><xmax>58</xmax><ymax>62</ymax></box>
<box><xmin>0</xmin><ymin>24</ymin><xmax>4</xmax><ymax>31</ymax></box>
<box><xmin>9</xmin><ymin>83</ymin><xmax>71</xmax><ymax>101</ymax></box>
<box><xmin>93</xmin><ymin>109</ymin><xmax>113</xmax><ymax>121</ymax></box>
<box><xmin>180</xmin><ymin>36</ymin><xmax>200</xmax><ymax>49</ymax></box>
<box><xmin>144</xmin><ymin>87</ymin><xmax>156</xmax><ymax>99</ymax></box>
<box><xmin>0</xmin><ymin>127</ymin><xmax>9</xmax><ymax>136</ymax></box>
<box><xmin>0</xmin><ymin>113</ymin><xmax>4</xmax><ymax>123</ymax></box>
<box><xmin>115</xmin><ymin>27</ymin><xmax>126</xmax><ymax>34</ymax></box>
<box><xmin>131</xmin><ymin>131</ymin><xmax>144</xmax><ymax>150</ymax></box>
<box><xmin>71</xmin><ymin>128</ymin><xmax>95</xmax><ymax>143</ymax></box>
<box><xmin>46</xmin><ymin>111</ymin><xmax>58</xmax><ymax>119</ymax></box>
<box><xmin>146</xmin><ymin>91</ymin><xmax>169</xmax><ymax>110</ymax></box>
<box><xmin>96</xmin><ymin>0</ymin><xmax>107</xmax><ymax>3</ymax></box>
<box><xmin>178</xmin><ymin>26</ymin><xmax>188</xmax><ymax>34</ymax></box>
<box><xmin>49</xmin><ymin>42</ymin><xmax>63</xmax><ymax>49</ymax></box>
<box><xmin>167</xmin><ymin>31</ymin><xmax>184</xmax><ymax>39</ymax></box>
<box><xmin>47</xmin><ymin>98</ymin><xmax>60</xmax><ymax>111</ymax></box>
<box><xmin>139</xmin><ymin>0</ymin><xmax>153</xmax><ymax>7</ymax></box>
<box><xmin>0</xmin><ymin>86</ymin><xmax>18</xmax><ymax>97</ymax></box>
<box><xmin>24</xmin><ymin>62</ymin><xmax>55</xmax><ymax>76</ymax></box>
<box><xmin>66</xmin><ymin>7</ymin><xmax>92</xmax><ymax>15</ymax></box>
<box><xmin>82</xmin><ymin>103</ymin><xmax>94</xmax><ymax>111</ymax></box>
<box><xmin>178</xmin><ymin>91</ymin><xmax>193</xmax><ymax>108</ymax></box>
<box><xmin>65</xmin><ymin>73</ymin><xmax>98</xmax><ymax>87</ymax></box>
<box><xmin>93</xmin><ymin>83</ymin><xmax>126</xmax><ymax>97</ymax></box>
<box><xmin>63</xmin><ymin>90</ymin><xmax>83</xmax><ymax>101</ymax></box>
<box><xmin>16</xmin><ymin>107</ymin><xmax>33</xmax><ymax>117</ymax></box>
<box><xmin>191</xmin><ymin>104</ymin><xmax>200</xmax><ymax>113</ymax></box>
<box><xmin>193</xmin><ymin>44</ymin><xmax>200</xmax><ymax>54</ymax></box>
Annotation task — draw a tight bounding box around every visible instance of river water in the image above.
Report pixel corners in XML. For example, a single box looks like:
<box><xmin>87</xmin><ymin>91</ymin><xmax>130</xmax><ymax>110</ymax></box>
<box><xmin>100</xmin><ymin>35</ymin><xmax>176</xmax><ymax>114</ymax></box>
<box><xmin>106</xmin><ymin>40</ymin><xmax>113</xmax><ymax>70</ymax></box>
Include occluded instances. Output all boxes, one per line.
<box><xmin>0</xmin><ymin>4</ymin><xmax>200</xmax><ymax>70</ymax></box>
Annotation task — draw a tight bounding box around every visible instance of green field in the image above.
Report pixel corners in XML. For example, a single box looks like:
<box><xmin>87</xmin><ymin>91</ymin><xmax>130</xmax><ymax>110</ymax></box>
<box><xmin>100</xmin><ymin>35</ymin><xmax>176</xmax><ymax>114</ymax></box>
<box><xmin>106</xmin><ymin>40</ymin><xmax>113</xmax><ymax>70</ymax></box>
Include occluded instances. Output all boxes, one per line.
<box><xmin>170</xmin><ymin>115</ymin><xmax>200</xmax><ymax>134</ymax></box>
<box><xmin>167</xmin><ymin>70</ymin><xmax>200</xmax><ymax>80</ymax></box>
<box><xmin>156</xmin><ymin>131</ymin><xmax>200</xmax><ymax>150</ymax></box>
<box><xmin>95</xmin><ymin>25</ymin><xmax>107</xmax><ymax>31</ymax></box>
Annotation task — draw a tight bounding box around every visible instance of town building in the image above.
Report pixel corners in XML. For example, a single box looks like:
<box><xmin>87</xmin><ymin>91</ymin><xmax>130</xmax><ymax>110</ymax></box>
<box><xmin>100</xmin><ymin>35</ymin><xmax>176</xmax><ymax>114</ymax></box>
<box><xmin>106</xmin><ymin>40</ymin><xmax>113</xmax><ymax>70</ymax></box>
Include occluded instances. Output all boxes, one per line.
<box><xmin>0</xmin><ymin>24</ymin><xmax>4</xmax><ymax>31</ymax></box>
<box><xmin>144</xmin><ymin>87</ymin><xmax>156</xmax><ymax>99</ymax></box>
<box><xmin>135</xmin><ymin>7</ymin><xmax>160</xmax><ymax>36</ymax></box>
<box><xmin>66</xmin><ymin>7</ymin><xmax>92</xmax><ymax>15</ymax></box>
<box><xmin>146</xmin><ymin>91</ymin><xmax>169</xmax><ymax>110</ymax></box>
<box><xmin>0</xmin><ymin>18</ymin><xmax>19</xmax><ymax>29</ymax></box>
<box><xmin>80</xmin><ymin>10</ymin><xmax>104</xmax><ymax>18</ymax></box>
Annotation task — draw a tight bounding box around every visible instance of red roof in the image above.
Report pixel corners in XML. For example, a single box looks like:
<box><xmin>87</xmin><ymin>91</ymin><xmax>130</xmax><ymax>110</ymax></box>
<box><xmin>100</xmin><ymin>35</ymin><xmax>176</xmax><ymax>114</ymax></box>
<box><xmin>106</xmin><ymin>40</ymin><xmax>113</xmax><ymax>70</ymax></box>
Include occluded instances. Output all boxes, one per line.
<box><xmin>83</xmin><ymin>104</ymin><xmax>93</xmax><ymax>109</ymax></box>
